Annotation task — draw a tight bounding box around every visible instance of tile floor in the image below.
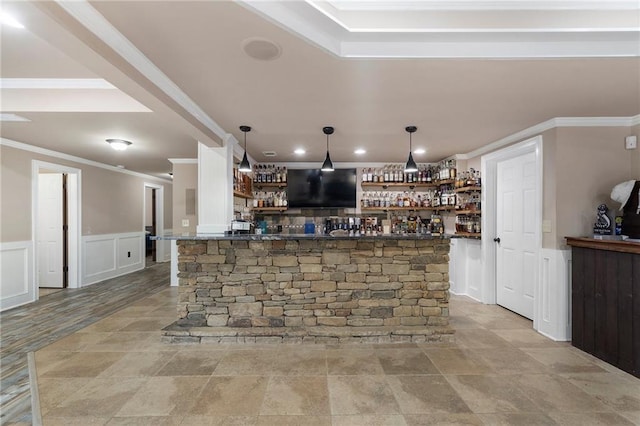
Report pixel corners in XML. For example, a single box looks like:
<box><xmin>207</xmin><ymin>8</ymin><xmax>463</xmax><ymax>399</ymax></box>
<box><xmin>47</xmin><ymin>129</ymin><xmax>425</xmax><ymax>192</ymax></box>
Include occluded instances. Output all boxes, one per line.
<box><xmin>34</xmin><ymin>289</ymin><xmax>640</xmax><ymax>426</ymax></box>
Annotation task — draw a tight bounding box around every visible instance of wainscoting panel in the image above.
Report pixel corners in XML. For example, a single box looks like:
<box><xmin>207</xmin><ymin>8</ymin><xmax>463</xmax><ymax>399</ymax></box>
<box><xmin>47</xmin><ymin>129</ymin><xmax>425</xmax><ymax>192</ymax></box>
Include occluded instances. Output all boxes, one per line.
<box><xmin>449</xmin><ymin>238</ymin><xmax>482</xmax><ymax>301</ymax></box>
<box><xmin>83</xmin><ymin>232</ymin><xmax>144</xmax><ymax>286</ymax></box>
<box><xmin>535</xmin><ymin>248</ymin><xmax>572</xmax><ymax>341</ymax></box>
<box><xmin>0</xmin><ymin>241</ymin><xmax>34</xmax><ymax>311</ymax></box>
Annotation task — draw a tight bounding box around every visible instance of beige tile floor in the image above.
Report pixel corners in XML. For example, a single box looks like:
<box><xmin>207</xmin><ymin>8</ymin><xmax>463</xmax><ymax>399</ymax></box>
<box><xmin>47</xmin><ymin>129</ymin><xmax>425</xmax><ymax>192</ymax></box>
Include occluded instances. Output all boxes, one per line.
<box><xmin>35</xmin><ymin>288</ymin><xmax>640</xmax><ymax>426</ymax></box>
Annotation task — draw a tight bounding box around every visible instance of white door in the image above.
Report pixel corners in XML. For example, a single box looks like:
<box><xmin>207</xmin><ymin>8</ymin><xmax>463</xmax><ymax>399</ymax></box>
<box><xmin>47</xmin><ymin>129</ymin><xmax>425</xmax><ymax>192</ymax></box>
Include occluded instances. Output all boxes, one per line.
<box><xmin>496</xmin><ymin>152</ymin><xmax>537</xmax><ymax>319</ymax></box>
<box><xmin>38</xmin><ymin>173</ymin><xmax>64</xmax><ymax>288</ymax></box>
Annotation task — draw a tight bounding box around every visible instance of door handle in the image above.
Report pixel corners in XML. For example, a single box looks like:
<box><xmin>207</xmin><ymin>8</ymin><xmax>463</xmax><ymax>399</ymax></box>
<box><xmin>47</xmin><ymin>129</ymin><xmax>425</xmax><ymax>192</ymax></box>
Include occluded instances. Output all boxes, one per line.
<box><xmin>493</xmin><ymin>237</ymin><xmax>501</xmax><ymax>243</ymax></box>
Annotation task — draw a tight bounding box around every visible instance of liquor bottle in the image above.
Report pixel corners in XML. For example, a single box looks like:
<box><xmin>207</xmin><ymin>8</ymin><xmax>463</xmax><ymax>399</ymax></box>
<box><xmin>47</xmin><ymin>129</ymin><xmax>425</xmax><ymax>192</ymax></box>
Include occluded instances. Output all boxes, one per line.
<box><xmin>426</xmin><ymin>166</ymin><xmax>432</xmax><ymax>183</ymax></box>
<box><xmin>282</xmin><ymin>166</ymin><xmax>287</xmax><ymax>183</ymax></box>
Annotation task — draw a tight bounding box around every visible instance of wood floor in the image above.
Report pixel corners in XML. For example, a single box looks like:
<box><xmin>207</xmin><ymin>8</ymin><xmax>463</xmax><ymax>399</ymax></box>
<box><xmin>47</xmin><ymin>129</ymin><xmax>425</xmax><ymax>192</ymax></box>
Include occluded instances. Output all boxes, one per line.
<box><xmin>0</xmin><ymin>263</ymin><xmax>170</xmax><ymax>425</ymax></box>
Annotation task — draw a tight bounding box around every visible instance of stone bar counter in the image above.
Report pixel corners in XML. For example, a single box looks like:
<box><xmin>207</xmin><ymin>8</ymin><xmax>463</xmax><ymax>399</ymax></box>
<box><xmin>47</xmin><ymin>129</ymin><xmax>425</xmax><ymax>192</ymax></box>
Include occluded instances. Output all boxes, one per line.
<box><xmin>160</xmin><ymin>234</ymin><xmax>452</xmax><ymax>344</ymax></box>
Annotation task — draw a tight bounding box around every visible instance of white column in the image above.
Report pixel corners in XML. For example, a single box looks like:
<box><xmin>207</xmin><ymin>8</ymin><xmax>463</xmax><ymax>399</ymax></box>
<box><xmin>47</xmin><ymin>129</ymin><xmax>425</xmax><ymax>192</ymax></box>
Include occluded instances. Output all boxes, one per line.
<box><xmin>197</xmin><ymin>140</ymin><xmax>234</xmax><ymax>233</ymax></box>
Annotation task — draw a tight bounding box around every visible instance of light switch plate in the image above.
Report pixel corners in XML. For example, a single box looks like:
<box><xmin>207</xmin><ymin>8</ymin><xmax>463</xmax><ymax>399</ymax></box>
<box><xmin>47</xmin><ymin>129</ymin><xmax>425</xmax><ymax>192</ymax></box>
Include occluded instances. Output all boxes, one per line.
<box><xmin>542</xmin><ymin>220</ymin><xmax>552</xmax><ymax>233</ymax></box>
<box><xmin>625</xmin><ymin>135</ymin><xmax>637</xmax><ymax>150</ymax></box>
<box><xmin>182</xmin><ymin>219</ymin><xmax>189</xmax><ymax>227</ymax></box>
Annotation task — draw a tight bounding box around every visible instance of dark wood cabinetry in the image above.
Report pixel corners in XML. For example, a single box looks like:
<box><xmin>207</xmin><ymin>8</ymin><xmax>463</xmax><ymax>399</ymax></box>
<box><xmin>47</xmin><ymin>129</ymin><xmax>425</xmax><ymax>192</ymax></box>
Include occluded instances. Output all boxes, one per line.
<box><xmin>567</xmin><ymin>237</ymin><xmax>640</xmax><ymax>378</ymax></box>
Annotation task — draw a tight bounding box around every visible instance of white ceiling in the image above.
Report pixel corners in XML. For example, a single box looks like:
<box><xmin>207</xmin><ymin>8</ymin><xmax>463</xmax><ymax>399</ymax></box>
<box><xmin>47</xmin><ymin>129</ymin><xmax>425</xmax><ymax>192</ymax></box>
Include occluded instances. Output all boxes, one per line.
<box><xmin>1</xmin><ymin>0</ymin><xmax>639</xmax><ymax>178</ymax></box>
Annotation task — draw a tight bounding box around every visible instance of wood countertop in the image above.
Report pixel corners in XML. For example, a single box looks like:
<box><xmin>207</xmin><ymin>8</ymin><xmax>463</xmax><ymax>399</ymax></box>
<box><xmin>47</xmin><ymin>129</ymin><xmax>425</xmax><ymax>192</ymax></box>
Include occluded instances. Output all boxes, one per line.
<box><xmin>565</xmin><ymin>237</ymin><xmax>640</xmax><ymax>255</ymax></box>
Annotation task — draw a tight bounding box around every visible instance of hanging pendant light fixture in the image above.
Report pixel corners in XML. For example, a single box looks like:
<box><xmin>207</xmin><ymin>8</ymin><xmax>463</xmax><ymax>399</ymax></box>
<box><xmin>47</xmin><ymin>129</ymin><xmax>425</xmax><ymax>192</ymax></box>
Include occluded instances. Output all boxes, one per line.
<box><xmin>321</xmin><ymin>126</ymin><xmax>335</xmax><ymax>172</ymax></box>
<box><xmin>238</xmin><ymin>125</ymin><xmax>252</xmax><ymax>173</ymax></box>
<box><xmin>404</xmin><ymin>125</ymin><xmax>418</xmax><ymax>173</ymax></box>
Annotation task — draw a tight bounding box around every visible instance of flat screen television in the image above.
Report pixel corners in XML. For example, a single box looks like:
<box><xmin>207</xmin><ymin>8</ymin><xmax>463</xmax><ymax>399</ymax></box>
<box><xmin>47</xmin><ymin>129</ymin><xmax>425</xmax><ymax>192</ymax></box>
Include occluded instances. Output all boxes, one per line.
<box><xmin>287</xmin><ymin>168</ymin><xmax>357</xmax><ymax>208</ymax></box>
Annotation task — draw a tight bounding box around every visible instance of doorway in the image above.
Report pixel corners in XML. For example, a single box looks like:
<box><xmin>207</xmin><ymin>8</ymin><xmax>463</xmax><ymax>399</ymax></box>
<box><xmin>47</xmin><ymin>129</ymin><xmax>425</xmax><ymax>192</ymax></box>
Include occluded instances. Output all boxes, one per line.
<box><xmin>143</xmin><ymin>183</ymin><xmax>164</xmax><ymax>266</ymax></box>
<box><xmin>145</xmin><ymin>186</ymin><xmax>157</xmax><ymax>264</ymax></box>
<box><xmin>495</xmin><ymin>151</ymin><xmax>537</xmax><ymax>319</ymax></box>
<box><xmin>37</xmin><ymin>171</ymin><xmax>66</xmax><ymax>290</ymax></box>
<box><xmin>32</xmin><ymin>161</ymin><xmax>81</xmax><ymax>300</ymax></box>
<box><xmin>481</xmin><ymin>136</ymin><xmax>542</xmax><ymax>320</ymax></box>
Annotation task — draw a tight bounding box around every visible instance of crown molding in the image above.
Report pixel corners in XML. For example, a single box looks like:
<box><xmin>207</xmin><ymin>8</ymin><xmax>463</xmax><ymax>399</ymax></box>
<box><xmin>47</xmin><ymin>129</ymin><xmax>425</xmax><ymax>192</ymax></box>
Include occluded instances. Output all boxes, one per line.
<box><xmin>0</xmin><ymin>78</ymin><xmax>115</xmax><ymax>89</ymax></box>
<box><xmin>168</xmin><ymin>158</ymin><xmax>198</xmax><ymax>165</ymax></box>
<box><xmin>1</xmin><ymin>138</ymin><xmax>172</xmax><ymax>184</ymax></box>
<box><xmin>322</xmin><ymin>1</ymin><xmax>640</xmax><ymax>12</ymax></box>
<box><xmin>458</xmin><ymin>114</ymin><xmax>640</xmax><ymax>160</ymax></box>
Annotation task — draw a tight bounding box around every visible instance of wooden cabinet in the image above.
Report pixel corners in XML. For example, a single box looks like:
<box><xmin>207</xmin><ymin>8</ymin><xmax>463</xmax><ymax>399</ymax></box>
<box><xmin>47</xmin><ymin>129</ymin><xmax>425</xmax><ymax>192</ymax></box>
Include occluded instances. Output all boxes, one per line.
<box><xmin>567</xmin><ymin>237</ymin><xmax>640</xmax><ymax>378</ymax></box>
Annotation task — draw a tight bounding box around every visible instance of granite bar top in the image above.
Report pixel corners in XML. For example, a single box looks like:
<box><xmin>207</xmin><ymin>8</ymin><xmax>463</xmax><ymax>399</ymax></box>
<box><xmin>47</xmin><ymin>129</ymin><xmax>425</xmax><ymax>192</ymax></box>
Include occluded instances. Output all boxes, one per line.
<box><xmin>153</xmin><ymin>232</ymin><xmax>452</xmax><ymax>241</ymax></box>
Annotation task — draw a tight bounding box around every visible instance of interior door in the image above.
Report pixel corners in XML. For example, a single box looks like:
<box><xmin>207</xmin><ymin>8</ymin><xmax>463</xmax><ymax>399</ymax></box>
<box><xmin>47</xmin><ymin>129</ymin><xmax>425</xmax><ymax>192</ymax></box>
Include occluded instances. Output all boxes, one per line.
<box><xmin>496</xmin><ymin>152</ymin><xmax>537</xmax><ymax>319</ymax></box>
<box><xmin>38</xmin><ymin>173</ymin><xmax>64</xmax><ymax>288</ymax></box>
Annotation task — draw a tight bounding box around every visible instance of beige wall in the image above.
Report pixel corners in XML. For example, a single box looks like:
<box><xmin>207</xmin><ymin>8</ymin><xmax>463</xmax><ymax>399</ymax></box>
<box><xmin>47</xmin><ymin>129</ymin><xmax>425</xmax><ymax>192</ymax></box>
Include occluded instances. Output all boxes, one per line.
<box><xmin>0</xmin><ymin>144</ymin><xmax>172</xmax><ymax>242</ymax></box>
<box><xmin>171</xmin><ymin>163</ymin><xmax>198</xmax><ymax>233</ymax></box>
<box><xmin>554</xmin><ymin>126</ymin><xmax>638</xmax><ymax>248</ymax></box>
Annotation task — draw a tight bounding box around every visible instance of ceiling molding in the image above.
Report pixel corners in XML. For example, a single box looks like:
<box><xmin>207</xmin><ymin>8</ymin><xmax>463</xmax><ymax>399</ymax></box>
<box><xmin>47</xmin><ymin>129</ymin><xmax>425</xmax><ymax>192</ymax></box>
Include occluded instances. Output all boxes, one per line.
<box><xmin>0</xmin><ymin>78</ymin><xmax>115</xmax><ymax>89</ymax></box>
<box><xmin>168</xmin><ymin>158</ymin><xmax>198</xmax><ymax>165</ymax></box>
<box><xmin>241</xmin><ymin>1</ymin><xmax>640</xmax><ymax>58</ymax></box>
<box><xmin>458</xmin><ymin>114</ymin><xmax>640</xmax><ymax>160</ymax></box>
<box><xmin>0</xmin><ymin>113</ymin><xmax>30</xmax><ymax>122</ymax></box>
<box><xmin>1</xmin><ymin>137</ymin><xmax>172</xmax><ymax>183</ymax></box>
<box><xmin>54</xmin><ymin>0</ymin><xmax>228</xmax><ymax>140</ymax></box>
<box><xmin>323</xmin><ymin>1</ymin><xmax>640</xmax><ymax>12</ymax></box>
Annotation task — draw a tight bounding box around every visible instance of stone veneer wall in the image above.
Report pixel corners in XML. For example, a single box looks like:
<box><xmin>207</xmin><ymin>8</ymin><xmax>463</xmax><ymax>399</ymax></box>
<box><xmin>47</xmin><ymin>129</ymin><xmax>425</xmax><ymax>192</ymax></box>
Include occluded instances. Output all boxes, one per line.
<box><xmin>172</xmin><ymin>238</ymin><xmax>451</xmax><ymax>343</ymax></box>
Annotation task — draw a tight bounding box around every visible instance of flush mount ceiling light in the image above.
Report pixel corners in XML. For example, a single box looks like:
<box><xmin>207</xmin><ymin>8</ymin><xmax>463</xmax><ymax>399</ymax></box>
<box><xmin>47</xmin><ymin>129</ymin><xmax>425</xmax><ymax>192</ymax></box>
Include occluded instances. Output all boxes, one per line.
<box><xmin>354</xmin><ymin>148</ymin><xmax>366</xmax><ymax>155</ymax></box>
<box><xmin>242</xmin><ymin>37</ymin><xmax>282</xmax><ymax>61</ymax></box>
<box><xmin>294</xmin><ymin>148</ymin><xmax>306</xmax><ymax>155</ymax></box>
<box><xmin>238</xmin><ymin>125</ymin><xmax>252</xmax><ymax>173</ymax></box>
<box><xmin>321</xmin><ymin>126</ymin><xmax>335</xmax><ymax>172</ymax></box>
<box><xmin>106</xmin><ymin>138</ymin><xmax>132</xmax><ymax>151</ymax></box>
<box><xmin>404</xmin><ymin>126</ymin><xmax>418</xmax><ymax>173</ymax></box>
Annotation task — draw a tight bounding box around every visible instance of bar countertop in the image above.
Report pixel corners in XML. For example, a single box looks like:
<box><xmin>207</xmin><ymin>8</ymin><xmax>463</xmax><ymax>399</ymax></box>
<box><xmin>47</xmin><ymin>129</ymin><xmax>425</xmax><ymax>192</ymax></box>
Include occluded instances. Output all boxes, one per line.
<box><xmin>154</xmin><ymin>232</ymin><xmax>453</xmax><ymax>241</ymax></box>
<box><xmin>566</xmin><ymin>236</ymin><xmax>640</xmax><ymax>255</ymax></box>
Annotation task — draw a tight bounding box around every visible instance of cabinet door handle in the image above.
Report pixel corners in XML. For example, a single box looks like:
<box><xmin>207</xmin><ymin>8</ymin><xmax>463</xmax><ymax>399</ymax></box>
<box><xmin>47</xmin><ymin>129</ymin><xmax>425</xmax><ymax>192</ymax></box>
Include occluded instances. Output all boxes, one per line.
<box><xmin>493</xmin><ymin>237</ymin><xmax>501</xmax><ymax>243</ymax></box>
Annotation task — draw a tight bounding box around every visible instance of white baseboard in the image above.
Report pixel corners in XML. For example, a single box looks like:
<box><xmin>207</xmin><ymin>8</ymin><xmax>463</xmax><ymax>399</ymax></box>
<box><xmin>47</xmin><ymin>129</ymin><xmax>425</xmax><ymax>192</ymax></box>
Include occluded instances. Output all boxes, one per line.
<box><xmin>83</xmin><ymin>232</ymin><xmax>144</xmax><ymax>286</ymax></box>
<box><xmin>535</xmin><ymin>248</ymin><xmax>572</xmax><ymax>341</ymax></box>
<box><xmin>0</xmin><ymin>241</ymin><xmax>34</xmax><ymax>311</ymax></box>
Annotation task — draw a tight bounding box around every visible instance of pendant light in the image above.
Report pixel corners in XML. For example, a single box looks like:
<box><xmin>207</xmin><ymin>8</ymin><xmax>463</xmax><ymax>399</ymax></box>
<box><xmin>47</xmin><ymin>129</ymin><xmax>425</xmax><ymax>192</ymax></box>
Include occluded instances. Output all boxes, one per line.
<box><xmin>321</xmin><ymin>126</ymin><xmax>335</xmax><ymax>172</ymax></box>
<box><xmin>238</xmin><ymin>125</ymin><xmax>252</xmax><ymax>173</ymax></box>
<box><xmin>404</xmin><ymin>125</ymin><xmax>418</xmax><ymax>173</ymax></box>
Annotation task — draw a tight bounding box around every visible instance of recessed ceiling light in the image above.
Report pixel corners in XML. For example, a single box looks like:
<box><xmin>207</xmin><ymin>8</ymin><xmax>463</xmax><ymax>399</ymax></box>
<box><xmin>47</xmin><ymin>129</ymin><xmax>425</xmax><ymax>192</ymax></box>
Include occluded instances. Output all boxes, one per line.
<box><xmin>354</xmin><ymin>148</ymin><xmax>366</xmax><ymax>155</ymax></box>
<box><xmin>0</xmin><ymin>113</ymin><xmax>30</xmax><ymax>122</ymax></box>
<box><xmin>106</xmin><ymin>139</ymin><xmax>132</xmax><ymax>151</ymax></box>
<box><xmin>294</xmin><ymin>148</ymin><xmax>306</xmax><ymax>155</ymax></box>
<box><xmin>414</xmin><ymin>148</ymin><xmax>426</xmax><ymax>154</ymax></box>
<box><xmin>0</xmin><ymin>10</ymin><xmax>25</xmax><ymax>29</ymax></box>
<box><xmin>242</xmin><ymin>37</ymin><xmax>282</xmax><ymax>61</ymax></box>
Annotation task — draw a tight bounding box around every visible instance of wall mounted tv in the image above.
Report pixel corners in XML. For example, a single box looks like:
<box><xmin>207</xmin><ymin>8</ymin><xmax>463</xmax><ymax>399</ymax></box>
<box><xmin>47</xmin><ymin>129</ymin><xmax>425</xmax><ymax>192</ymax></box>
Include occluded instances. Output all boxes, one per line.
<box><xmin>287</xmin><ymin>168</ymin><xmax>357</xmax><ymax>208</ymax></box>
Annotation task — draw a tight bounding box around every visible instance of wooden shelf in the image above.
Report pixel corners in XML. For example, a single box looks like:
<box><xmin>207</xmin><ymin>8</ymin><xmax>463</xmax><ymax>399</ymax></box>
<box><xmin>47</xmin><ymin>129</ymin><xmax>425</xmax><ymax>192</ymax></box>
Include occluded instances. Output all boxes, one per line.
<box><xmin>455</xmin><ymin>232</ymin><xmax>482</xmax><ymax>238</ymax></box>
<box><xmin>455</xmin><ymin>186</ymin><xmax>481</xmax><ymax>193</ymax></box>
<box><xmin>433</xmin><ymin>206</ymin><xmax>455</xmax><ymax>212</ymax></box>
<box><xmin>455</xmin><ymin>210</ymin><xmax>481</xmax><ymax>215</ymax></box>
<box><xmin>361</xmin><ymin>206</ymin><xmax>434</xmax><ymax>212</ymax></box>
<box><xmin>436</xmin><ymin>179</ymin><xmax>455</xmax><ymax>185</ymax></box>
<box><xmin>254</xmin><ymin>182</ymin><xmax>287</xmax><ymax>188</ymax></box>
<box><xmin>233</xmin><ymin>190</ymin><xmax>252</xmax><ymax>199</ymax></box>
<box><xmin>361</xmin><ymin>182</ymin><xmax>437</xmax><ymax>189</ymax></box>
<box><xmin>252</xmin><ymin>207</ymin><xmax>287</xmax><ymax>212</ymax></box>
